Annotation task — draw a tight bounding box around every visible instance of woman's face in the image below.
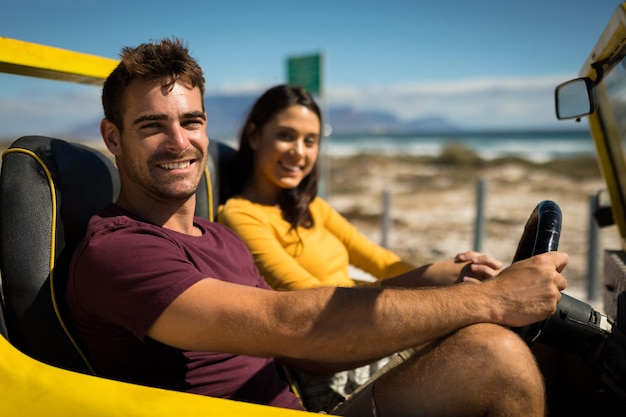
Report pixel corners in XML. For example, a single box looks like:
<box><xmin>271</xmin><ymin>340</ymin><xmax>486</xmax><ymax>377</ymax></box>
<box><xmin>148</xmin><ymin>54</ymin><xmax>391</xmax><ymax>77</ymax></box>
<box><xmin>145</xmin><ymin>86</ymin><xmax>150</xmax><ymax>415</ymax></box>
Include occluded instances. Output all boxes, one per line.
<box><xmin>249</xmin><ymin>104</ymin><xmax>320</xmax><ymax>198</ymax></box>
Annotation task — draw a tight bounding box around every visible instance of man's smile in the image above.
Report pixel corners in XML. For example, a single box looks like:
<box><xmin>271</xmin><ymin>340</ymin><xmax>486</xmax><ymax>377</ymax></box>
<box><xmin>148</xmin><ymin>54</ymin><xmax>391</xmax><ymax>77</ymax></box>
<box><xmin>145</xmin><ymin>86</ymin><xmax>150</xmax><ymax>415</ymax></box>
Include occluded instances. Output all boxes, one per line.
<box><xmin>158</xmin><ymin>160</ymin><xmax>193</xmax><ymax>170</ymax></box>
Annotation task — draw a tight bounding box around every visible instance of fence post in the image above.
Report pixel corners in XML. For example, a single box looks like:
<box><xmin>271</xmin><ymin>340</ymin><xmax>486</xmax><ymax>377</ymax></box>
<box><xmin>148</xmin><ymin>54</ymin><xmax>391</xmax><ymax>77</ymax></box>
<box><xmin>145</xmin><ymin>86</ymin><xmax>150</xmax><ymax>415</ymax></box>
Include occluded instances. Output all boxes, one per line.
<box><xmin>473</xmin><ymin>177</ymin><xmax>487</xmax><ymax>252</ymax></box>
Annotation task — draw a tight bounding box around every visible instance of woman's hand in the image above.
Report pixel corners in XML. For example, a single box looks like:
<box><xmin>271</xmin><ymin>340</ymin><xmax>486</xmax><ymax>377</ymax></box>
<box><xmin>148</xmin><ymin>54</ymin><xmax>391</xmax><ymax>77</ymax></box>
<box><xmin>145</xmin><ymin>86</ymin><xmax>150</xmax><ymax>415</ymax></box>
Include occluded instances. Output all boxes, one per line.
<box><xmin>454</xmin><ymin>251</ymin><xmax>503</xmax><ymax>284</ymax></box>
<box><xmin>381</xmin><ymin>251</ymin><xmax>503</xmax><ymax>288</ymax></box>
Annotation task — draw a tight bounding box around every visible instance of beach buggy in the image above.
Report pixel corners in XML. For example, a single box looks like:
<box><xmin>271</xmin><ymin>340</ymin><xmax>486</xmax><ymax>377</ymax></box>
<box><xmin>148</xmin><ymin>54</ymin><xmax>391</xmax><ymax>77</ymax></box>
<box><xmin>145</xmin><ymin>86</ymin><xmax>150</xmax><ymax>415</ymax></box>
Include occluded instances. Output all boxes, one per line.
<box><xmin>3</xmin><ymin>3</ymin><xmax>626</xmax><ymax>415</ymax></box>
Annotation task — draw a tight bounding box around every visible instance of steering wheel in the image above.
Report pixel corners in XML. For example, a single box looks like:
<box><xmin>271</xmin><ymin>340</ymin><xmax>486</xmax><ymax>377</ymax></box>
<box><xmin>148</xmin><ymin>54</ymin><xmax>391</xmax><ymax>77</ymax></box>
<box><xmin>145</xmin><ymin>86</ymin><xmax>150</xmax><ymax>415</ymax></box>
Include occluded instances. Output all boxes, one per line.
<box><xmin>511</xmin><ymin>200</ymin><xmax>562</xmax><ymax>345</ymax></box>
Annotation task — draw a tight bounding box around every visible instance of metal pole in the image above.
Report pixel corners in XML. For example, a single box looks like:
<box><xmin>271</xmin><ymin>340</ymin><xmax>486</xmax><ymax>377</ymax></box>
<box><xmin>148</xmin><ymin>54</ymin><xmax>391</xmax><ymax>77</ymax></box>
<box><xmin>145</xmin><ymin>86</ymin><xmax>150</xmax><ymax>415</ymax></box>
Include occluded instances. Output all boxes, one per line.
<box><xmin>473</xmin><ymin>178</ymin><xmax>487</xmax><ymax>252</ymax></box>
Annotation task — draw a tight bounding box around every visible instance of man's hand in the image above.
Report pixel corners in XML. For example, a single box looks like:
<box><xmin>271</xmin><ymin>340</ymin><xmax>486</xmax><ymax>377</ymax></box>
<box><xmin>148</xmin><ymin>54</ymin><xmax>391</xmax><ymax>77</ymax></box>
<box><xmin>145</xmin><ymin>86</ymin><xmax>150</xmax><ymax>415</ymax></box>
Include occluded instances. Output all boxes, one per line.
<box><xmin>486</xmin><ymin>251</ymin><xmax>569</xmax><ymax>328</ymax></box>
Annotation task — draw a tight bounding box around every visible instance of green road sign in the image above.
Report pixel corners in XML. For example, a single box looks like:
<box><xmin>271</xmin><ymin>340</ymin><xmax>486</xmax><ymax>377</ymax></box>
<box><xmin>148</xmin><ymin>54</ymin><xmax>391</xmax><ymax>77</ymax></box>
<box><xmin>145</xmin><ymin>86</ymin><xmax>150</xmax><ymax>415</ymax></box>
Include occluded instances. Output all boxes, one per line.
<box><xmin>287</xmin><ymin>53</ymin><xmax>322</xmax><ymax>96</ymax></box>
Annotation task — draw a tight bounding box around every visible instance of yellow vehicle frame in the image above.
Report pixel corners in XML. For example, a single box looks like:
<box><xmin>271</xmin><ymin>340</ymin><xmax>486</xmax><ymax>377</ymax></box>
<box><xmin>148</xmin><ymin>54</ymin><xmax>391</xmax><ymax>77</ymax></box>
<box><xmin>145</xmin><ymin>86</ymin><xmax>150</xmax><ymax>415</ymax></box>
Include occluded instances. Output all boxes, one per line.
<box><xmin>0</xmin><ymin>36</ymin><xmax>117</xmax><ymax>84</ymax></box>
<box><xmin>577</xmin><ymin>3</ymin><xmax>626</xmax><ymax>248</ymax></box>
<box><xmin>569</xmin><ymin>3</ymin><xmax>626</xmax><ymax>316</ymax></box>
<box><xmin>0</xmin><ymin>37</ymin><xmax>311</xmax><ymax>416</ymax></box>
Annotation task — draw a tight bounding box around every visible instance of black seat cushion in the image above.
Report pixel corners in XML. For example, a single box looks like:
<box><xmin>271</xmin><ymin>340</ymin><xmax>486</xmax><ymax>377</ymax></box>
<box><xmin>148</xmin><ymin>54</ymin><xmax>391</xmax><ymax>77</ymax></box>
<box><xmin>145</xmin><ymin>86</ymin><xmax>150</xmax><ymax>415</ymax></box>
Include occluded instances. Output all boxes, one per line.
<box><xmin>0</xmin><ymin>136</ymin><xmax>119</xmax><ymax>372</ymax></box>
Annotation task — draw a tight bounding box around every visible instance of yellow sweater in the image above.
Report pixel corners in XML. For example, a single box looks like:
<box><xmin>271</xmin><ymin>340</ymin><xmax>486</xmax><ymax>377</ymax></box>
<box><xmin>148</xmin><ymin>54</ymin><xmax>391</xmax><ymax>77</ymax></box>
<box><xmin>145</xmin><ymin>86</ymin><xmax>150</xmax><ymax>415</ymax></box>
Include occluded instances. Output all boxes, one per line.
<box><xmin>218</xmin><ymin>196</ymin><xmax>413</xmax><ymax>290</ymax></box>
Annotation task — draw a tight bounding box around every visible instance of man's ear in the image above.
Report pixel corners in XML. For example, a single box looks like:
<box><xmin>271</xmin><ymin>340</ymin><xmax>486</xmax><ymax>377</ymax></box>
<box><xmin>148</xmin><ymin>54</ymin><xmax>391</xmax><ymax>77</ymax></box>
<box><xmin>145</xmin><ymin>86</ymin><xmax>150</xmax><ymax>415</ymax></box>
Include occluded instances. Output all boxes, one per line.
<box><xmin>100</xmin><ymin>119</ymin><xmax>121</xmax><ymax>156</ymax></box>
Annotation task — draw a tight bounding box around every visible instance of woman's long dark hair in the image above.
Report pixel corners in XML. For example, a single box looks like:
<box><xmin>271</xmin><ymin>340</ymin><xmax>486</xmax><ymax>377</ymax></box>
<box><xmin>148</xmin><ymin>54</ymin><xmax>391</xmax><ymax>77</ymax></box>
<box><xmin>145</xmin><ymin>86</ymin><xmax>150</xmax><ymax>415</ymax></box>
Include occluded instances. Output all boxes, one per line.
<box><xmin>234</xmin><ymin>84</ymin><xmax>323</xmax><ymax>229</ymax></box>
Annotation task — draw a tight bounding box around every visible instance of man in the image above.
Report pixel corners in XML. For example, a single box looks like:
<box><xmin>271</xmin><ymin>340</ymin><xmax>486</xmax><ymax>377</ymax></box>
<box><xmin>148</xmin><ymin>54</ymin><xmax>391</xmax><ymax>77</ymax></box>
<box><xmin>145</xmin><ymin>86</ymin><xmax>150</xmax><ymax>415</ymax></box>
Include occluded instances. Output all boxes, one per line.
<box><xmin>66</xmin><ymin>37</ymin><xmax>568</xmax><ymax>416</ymax></box>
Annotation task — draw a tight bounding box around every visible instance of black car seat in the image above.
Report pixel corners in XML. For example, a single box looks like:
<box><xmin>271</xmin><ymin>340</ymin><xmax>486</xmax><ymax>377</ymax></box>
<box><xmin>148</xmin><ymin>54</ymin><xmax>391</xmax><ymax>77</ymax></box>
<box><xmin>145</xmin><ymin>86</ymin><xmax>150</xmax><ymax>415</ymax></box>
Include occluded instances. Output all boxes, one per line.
<box><xmin>0</xmin><ymin>136</ymin><xmax>120</xmax><ymax>373</ymax></box>
<box><xmin>0</xmin><ymin>135</ymin><xmax>236</xmax><ymax>374</ymax></box>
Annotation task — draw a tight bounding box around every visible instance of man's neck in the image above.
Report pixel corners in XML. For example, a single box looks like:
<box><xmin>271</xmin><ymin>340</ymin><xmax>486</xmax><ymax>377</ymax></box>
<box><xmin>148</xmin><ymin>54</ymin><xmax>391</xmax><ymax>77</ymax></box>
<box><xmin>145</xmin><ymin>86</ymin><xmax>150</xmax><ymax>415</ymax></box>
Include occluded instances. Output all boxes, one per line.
<box><xmin>115</xmin><ymin>192</ymin><xmax>200</xmax><ymax>236</ymax></box>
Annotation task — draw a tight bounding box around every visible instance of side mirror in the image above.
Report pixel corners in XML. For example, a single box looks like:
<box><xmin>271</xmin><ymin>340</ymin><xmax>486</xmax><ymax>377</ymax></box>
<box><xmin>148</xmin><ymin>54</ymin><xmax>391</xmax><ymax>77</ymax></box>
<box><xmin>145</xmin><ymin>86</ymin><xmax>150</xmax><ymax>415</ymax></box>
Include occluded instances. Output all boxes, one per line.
<box><xmin>555</xmin><ymin>77</ymin><xmax>596</xmax><ymax>120</ymax></box>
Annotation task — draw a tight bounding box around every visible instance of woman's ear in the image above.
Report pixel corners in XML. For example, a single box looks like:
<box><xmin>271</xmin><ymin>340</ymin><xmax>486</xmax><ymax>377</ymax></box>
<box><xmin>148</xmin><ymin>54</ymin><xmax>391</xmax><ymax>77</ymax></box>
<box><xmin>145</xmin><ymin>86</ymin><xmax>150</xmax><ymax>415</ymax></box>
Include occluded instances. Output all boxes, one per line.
<box><xmin>246</xmin><ymin>123</ymin><xmax>260</xmax><ymax>150</ymax></box>
<box><xmin>100</xmin><ymin>119</ymin><xmax>122</xmax><ymax>156</ymax></box>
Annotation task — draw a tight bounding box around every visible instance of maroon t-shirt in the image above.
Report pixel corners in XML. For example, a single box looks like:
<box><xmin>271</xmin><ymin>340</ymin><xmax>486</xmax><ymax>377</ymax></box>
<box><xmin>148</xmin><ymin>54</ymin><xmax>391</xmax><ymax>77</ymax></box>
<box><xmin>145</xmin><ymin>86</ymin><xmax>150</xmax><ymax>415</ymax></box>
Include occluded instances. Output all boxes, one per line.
<box><xmin>65</xmin><ymin>204</ymin><xmax>303</xmax><ymax>410</ymax></box>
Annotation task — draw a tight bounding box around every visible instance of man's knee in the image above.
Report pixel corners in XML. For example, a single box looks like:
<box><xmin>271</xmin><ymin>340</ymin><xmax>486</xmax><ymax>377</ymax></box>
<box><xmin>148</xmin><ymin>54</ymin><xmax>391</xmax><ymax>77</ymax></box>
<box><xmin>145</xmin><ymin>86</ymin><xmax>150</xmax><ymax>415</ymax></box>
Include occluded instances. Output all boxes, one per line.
<box><xmin>455</xmin><ymin>323</ymin><xmax>536</xmax><ymax>360</ymax></box>
<box><xmin>456</xmin><ymin>323</ymin><xmax>532</xmax><ymax>355</ymax></box>
<box><xmin>372</xmin><ymin>324</ymin><xmax>545</xmax><ymax>416</ymax></box>
<box><xmin>455</xmin><ymin>323</ymin><xmax>544</xmax><ymax>389</ymax></box>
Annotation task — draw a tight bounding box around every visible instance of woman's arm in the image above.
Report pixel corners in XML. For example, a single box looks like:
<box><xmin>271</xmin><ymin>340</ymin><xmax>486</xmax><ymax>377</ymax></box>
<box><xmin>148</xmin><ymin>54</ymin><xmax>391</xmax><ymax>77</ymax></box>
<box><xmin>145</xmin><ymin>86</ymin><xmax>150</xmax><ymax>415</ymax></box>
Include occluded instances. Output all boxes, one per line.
<box><xmin>320</xmin><ymin>199</ymin><xmax>501</xmax><ymax>286</ymax></box>
<box><xmin>381</xmin><ymin>250</ymin><xmax>503</xmax><ymax>288</ymax></box>
<box><xmin>318</xmin><ymin>198</ymin><xmax>414</xmax><ymax>279</ymax></box>
<box><xmin>218</xmin><ymin>201</ymin><xmax>326</xmax><ymax>289</ymax></box>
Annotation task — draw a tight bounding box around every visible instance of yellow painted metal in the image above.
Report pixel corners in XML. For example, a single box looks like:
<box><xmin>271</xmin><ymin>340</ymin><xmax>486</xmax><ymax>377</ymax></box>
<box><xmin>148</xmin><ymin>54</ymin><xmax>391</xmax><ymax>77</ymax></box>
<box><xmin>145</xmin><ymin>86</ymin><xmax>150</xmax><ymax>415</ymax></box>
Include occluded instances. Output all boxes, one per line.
<box><xmin>0</xmin><ymin>335</ymin><xmax>312</xmax><ymax>416</ymax></box>
<box><xmin>0</xmin><ymin>36</ymin><xmax>118</xmax><ymax>85</ymax></box>
<box><xmin>578</xmin><ymin>3</ymin><xmax>626</xmax><ymax>249</ymax></box>
<box><xmin>580</xmin><ymin>4</ymin><xmax>626</xmax><ymax>79</ymax></box>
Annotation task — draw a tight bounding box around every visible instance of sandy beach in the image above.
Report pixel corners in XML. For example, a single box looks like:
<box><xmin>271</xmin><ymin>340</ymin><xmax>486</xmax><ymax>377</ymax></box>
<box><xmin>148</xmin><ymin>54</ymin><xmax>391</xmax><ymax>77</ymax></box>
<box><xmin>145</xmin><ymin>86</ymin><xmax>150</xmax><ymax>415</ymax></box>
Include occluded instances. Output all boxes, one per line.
<box><xmin>325</xmin><ymin>151</ymin><xmax>622</xmax><ymax>309</ymax></box>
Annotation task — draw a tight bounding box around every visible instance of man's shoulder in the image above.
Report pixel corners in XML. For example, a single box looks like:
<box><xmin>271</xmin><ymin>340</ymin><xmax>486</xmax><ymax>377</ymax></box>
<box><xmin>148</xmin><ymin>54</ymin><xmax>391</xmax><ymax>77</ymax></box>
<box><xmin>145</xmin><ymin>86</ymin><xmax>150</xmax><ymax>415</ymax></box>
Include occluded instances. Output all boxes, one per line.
<box><xmin>87</xmin><ymin>205</ymin><xmax>153</xmax><ymax>235</ymax></box>
<box><xmin>84</xmin><ymin>205</ymin><xmax>191</xmax><ymax>249</ymax></box>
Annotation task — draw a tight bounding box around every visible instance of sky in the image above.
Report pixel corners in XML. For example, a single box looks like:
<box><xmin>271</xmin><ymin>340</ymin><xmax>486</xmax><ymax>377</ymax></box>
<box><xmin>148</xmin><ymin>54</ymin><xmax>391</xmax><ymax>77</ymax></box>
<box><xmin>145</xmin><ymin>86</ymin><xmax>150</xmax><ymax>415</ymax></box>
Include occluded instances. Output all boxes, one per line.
<box><xmin>0</xmin><ymin>0</ymin><xmax>621</xmax><ymax>139</ymax></box>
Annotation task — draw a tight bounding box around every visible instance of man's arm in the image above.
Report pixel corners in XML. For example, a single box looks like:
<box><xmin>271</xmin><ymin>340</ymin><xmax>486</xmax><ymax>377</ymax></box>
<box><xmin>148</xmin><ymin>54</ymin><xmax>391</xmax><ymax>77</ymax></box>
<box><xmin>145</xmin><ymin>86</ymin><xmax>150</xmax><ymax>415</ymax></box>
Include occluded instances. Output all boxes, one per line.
<box><xmin>147</xmin><ymin>251</ymin><xmax>567</xmax><ymax>365</ymax></box>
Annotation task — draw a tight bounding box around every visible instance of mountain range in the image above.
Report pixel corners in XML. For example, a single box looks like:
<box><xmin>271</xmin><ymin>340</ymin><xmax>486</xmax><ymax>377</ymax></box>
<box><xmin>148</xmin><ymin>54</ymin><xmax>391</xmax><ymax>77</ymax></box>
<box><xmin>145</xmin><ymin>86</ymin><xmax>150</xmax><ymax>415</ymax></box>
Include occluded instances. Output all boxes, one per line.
<box><xmin>67</xmin><ymin>92</ymin><xmax>458</xmax><ymax>141</ymax></box>
<box><xmin>205</xmin><ymin>92</ymin><xmax>459</xmax><ymax>138</ymax></box>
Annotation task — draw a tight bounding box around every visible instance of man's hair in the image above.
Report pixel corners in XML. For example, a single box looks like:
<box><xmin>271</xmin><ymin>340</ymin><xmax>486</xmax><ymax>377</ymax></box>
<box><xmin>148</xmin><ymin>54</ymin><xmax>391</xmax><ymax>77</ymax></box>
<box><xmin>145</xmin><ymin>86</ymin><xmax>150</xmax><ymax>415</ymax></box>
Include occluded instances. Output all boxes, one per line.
<box><xmin>102</xmin><ymin>37</ymin><xmax>205</xmax><ymax>130</ymax></box>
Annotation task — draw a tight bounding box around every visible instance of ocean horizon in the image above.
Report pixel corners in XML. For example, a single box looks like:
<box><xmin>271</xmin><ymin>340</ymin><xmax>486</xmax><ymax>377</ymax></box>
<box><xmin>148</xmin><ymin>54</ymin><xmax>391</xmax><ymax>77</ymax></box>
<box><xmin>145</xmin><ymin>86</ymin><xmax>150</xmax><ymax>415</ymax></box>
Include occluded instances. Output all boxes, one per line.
<box><xmin>318</xmin><ymin>129</ymin><xmax>594</xmax><ymax>162</ymax></box>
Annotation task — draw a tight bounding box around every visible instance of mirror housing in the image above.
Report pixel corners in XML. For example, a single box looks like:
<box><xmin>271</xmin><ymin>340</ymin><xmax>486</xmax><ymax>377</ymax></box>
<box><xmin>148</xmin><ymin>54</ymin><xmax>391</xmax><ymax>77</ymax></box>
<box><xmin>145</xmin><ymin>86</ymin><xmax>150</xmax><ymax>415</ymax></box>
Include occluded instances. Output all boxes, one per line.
<box><xmin>555</xmin><ymin>77</ymin><xmax>597</xmax><ymax>120</ymax></box>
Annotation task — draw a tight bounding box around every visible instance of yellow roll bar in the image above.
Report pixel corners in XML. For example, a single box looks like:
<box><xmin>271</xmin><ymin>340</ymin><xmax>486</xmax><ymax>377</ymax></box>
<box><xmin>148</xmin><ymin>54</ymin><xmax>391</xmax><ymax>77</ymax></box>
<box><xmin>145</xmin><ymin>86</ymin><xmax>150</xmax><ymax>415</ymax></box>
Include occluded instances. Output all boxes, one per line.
<box><xmin>0</xmin><ymin>36</ymin><xmax>118</xmax><ymax>85</ymax></box>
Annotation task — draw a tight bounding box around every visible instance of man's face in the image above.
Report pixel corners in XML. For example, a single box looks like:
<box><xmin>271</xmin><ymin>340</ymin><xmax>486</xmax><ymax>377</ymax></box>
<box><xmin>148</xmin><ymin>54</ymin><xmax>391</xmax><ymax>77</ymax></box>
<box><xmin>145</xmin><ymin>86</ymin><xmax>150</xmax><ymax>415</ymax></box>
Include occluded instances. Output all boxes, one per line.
<box><xmin>111</xmin><ymin>80</ymin><xmax>208</xmax><ymax>203</ymax></box>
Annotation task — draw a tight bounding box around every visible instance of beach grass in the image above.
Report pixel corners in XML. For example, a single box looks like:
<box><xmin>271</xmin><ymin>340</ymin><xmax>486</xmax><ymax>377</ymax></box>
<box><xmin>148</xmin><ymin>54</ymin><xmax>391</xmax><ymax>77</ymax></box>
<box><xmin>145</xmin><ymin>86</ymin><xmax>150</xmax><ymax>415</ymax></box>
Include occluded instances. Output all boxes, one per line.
<box><xmin>326</xmin><ymin>143</ymin><xmax>617</xmax><ymax>291</ymax></box>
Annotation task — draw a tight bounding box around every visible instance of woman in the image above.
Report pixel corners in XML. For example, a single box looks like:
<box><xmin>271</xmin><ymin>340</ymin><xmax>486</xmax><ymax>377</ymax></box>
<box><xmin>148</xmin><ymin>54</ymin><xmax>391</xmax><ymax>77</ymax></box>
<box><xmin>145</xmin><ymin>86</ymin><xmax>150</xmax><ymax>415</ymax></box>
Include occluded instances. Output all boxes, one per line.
<box><xmin>218</xmin><ymin>84</ymin><xmax>502</xmax><ymax>411</ymax></box>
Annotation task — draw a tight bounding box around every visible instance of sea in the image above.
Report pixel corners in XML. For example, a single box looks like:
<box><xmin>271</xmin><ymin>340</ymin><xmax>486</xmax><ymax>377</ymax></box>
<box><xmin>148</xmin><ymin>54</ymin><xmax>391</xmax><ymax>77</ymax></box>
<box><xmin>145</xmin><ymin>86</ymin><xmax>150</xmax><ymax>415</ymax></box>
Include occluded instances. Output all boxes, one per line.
<box><xmin>321</xmin><ymin>129</ymin><xmax>595</xmax><ymax>162</ymax></box>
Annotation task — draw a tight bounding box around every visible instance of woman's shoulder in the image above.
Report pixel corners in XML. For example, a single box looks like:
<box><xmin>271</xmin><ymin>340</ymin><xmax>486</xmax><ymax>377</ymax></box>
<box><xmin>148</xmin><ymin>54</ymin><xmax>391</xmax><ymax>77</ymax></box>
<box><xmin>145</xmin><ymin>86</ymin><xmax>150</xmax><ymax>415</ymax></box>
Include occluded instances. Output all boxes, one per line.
<box><xmin>309</xmin><ymin>196</ymin><xmax>336</xmax><ymax>216</ymax></box>
<box><xmin>220</xmin><ymin>196</ymin><xmax>279</xmax><ymax>213</ymax></box>
<box><xmin>221</xmin><ymin>196</ymin><xmax>255</xmax><ymax>211</ymax></box>
<box><xmin>218</xmin><ymin>196</ymin><xmax>280</xmax><ymax>225</ymax></box>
